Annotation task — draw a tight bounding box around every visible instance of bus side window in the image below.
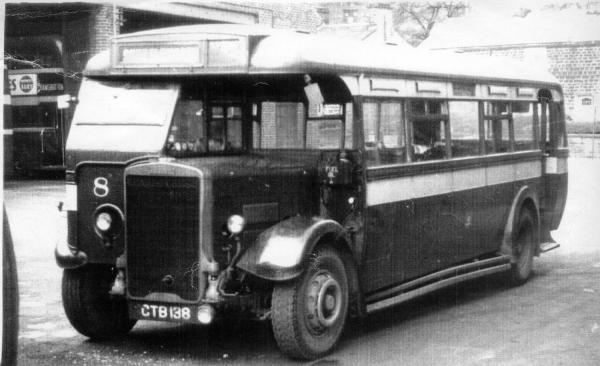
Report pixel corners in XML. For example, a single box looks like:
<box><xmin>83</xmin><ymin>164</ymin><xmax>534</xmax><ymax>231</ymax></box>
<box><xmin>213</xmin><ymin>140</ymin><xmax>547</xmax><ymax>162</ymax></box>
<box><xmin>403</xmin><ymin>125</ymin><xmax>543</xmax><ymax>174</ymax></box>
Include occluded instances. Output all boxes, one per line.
<box><xmin>483</xmin><ymin>101</ymin><xmax>511</xmax><ymax>154</ymax></box>
<box><xmin>362</xmin><ymin>100</ymin><xmax>405</xmax><ymax>166</ymax></box>
<box><xmin>449</xmin><ymin>101</ymin><xmax>480</xmax><ymax>157</ymax></box>
<box><xmin>410</xmin><ymin>100</ymin><xmax>448</xmax><ymax>161</ymax></box>
<box><xmin>549</xmin><ymin>102</ymin><xmax>567</xmax><ymax>149</ymax></box>
<box><xmin>513</xmin><ymin>102</ymin><xmax>535</xmax><ymax>151</ymax></box>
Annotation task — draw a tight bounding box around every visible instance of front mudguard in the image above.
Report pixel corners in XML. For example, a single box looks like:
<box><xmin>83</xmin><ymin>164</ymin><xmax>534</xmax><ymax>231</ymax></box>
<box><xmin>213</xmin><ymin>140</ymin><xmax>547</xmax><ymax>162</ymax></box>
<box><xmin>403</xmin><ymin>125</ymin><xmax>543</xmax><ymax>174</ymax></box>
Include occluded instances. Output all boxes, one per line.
<box><xmin>55</xmin><ymin>237</ymin><xmax>88</xmax><ymax>269</ymax></box>
<box><xmin>236</xmin><ymin>216</ymin><xmax>348</xmax><ymax>281</ymax></box>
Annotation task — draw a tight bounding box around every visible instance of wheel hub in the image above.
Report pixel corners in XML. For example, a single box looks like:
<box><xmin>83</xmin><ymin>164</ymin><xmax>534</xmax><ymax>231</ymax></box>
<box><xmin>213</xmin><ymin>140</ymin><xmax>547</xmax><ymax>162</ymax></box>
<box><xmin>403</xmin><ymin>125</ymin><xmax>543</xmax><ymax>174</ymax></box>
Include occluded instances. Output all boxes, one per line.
<box><xmin>306</xmin><ymin>271</ymin><xmax>342</xmax><ymax>333</ymax></box>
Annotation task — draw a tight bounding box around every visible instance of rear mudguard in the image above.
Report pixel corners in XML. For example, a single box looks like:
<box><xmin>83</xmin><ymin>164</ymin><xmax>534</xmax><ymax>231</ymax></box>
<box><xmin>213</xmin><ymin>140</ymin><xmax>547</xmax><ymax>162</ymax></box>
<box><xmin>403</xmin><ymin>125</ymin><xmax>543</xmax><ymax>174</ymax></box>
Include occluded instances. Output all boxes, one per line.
<box><xmin>236</xmin><ymin>216</ymin><xmax>349</xmax><ymax>281</ymax></box>
<box><xmin>500</xmin><ymin>186</ymin><xmax>541</xmax><ymax>261</ymax></box>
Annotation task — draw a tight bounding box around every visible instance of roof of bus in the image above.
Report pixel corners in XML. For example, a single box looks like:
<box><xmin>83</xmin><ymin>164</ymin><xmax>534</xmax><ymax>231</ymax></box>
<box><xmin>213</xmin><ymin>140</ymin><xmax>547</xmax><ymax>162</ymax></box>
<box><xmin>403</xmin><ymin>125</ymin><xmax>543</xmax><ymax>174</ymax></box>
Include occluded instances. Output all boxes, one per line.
<box><xmin>86</xmin><ymin>24</ymin><xmax>560</xmax><ymax>87</ymax></box>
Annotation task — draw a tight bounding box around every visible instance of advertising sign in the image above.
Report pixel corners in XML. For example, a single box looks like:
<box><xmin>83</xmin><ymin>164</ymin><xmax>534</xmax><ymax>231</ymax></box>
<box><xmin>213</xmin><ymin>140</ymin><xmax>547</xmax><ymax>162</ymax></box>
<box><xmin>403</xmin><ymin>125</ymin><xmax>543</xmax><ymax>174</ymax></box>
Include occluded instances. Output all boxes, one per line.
<box><xmin>9</xmin><ymin>74</ymin><xmax>37</xmax><ymax>96</ymax></box>
<box><xmin>9</xmin><ymin>73</ymin><xmax>65</xmax><ymax>96</ymax></box>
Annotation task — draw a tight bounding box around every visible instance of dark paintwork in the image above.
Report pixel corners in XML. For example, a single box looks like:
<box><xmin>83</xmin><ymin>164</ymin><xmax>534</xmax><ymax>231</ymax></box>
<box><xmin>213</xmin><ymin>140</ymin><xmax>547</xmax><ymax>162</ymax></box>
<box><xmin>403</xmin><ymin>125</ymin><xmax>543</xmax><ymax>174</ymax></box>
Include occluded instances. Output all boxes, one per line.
<box><xmin>361</xmin><ymin>153</ymin><xmax>544</xmax><ymax>293</ymax></box>
<box><xmin>57</xmin><ymin>24</ymin><xmax>569</xmax><ymax>323</ymax></box>
<box><xmin>236</xmin><ymin>216</ymin><xmax>348</xmax><ymax>281</ymax></box>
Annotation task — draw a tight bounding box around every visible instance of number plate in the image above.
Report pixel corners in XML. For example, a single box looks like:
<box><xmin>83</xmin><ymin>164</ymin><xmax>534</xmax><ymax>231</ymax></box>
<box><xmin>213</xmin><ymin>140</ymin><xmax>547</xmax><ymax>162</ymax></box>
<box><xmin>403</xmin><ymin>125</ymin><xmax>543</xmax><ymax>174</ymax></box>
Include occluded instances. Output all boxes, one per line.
<box><xmin>129</xmin><ymin>303</ymin><xmax>198</xmax><ymax>323</ymax></box>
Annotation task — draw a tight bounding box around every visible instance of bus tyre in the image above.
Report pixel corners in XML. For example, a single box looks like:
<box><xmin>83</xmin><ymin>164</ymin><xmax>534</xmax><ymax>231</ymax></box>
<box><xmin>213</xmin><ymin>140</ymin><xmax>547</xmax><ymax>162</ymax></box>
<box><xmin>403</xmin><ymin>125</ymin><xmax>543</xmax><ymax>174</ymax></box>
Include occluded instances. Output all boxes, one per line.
<box><xmin>3</xmin><ymin>210</ymin><xmax>19</xmax><ymax>366</ymax></box>
<box><xmin>508</xmin><ymin>208</ymin><xmax>535</xmax><ymax>286</ymax></box>
<box><xmin>271</xmin><ymin>246</ymin><xmax>349</xmax><ymax>360</ymax></box>
<box><xmin>62</xmin><ymin>264</ymin><xmax>136</xmax><ymax>340</ymax></box>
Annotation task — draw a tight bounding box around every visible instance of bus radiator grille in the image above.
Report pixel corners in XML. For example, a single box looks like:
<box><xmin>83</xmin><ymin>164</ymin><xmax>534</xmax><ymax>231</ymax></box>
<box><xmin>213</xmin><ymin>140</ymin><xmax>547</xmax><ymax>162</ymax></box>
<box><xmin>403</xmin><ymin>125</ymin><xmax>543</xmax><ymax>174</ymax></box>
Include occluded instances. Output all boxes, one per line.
<box><xmin>125</xmin><ymin>175</ymin><xmax>202</xmax><ymax>302</ymax></box>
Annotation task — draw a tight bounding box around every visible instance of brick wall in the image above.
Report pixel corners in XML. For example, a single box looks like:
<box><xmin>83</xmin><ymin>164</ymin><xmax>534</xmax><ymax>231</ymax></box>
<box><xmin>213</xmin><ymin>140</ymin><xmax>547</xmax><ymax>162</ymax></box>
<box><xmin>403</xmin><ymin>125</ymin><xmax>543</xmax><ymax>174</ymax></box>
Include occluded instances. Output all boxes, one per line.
<box><xmin>87</xmin><ymin>3</ymin><xmax>320</xmax><ymax>63</ymax></box>
<box><xmin>89</xmin><ymin>4</ymin><xmax>120</xmax><ymax>57</ymax></box>
<box><xmin>261</xmin><ymin>102</ymin><xmax>277</xmax><ymax>148</ymax></box>
<box><xmin>249</xmin><ymin>2</ymin><xmax>321</xmax><ymax>31</ymax></box>
<box><xmin>568</xmin><ymin>134</ymin><xmax>600</xmax><ymax>158</ymax></box>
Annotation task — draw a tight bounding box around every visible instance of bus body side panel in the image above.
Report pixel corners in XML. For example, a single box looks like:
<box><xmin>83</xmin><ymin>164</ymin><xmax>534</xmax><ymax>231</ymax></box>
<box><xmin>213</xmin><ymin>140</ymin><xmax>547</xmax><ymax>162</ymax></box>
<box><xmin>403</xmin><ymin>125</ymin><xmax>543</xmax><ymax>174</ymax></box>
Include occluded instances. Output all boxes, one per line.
<box><xmin>543</xmin><ymin>173</ymin><xmax>568</xmax><ymax>231</ymax></box>
<box><xmin>362</xmin><ymin>182</ymin><xmax>514</xmax><ymax>292</ymax></box>
<box><xmin>541</xmin><ymin>149</ymin><xmax>569</xmax><ymax>233</ymax></box>
<box><xmin>360</xmin><ymin>154</ymin><xmax>543</xmax><ymax>294</ymax></box>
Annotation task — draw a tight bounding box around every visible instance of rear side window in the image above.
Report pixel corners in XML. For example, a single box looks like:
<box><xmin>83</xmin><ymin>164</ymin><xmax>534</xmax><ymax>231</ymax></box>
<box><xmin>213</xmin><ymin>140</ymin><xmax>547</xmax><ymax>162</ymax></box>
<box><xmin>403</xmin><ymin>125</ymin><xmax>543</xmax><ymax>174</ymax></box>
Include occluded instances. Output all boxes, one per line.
<box><xmin>513</xmin><ymin>102</ymin><xmax>535</xmax><ymax>151</ymax></box>
<box><xmin>483</xmin><ymin>101</ymin><xmax>511</xmax><ymax>154</ymax></box>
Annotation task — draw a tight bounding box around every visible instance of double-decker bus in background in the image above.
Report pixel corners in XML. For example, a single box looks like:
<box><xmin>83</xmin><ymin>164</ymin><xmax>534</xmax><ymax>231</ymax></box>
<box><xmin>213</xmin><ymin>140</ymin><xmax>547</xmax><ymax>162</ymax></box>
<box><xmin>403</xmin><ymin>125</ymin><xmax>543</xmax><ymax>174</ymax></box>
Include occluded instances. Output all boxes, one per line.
<box><xmin>55</xmin><ymin>25</ymin><xmax>568</xmax><ymax>360</ymax></box>
<box><xmin>6</xmin><ymin>35</ymin><xmax>67</xmax><ymax>176</ymax></box>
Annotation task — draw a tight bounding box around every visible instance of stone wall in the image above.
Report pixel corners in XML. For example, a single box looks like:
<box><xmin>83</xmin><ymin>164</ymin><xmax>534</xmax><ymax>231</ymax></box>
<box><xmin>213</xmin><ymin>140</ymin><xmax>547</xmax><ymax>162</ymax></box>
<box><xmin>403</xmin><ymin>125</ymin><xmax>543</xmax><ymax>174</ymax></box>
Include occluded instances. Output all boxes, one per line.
<box><xmin>457</xmin><ymin>42</ymin><xmax>600</xmax><ymax>122</ymax></box>
<box><xmin>547</xmin><ymin>43</ymin><xmax>600</xmax><ymax>117</ymax></box>
<box><xmin>568</xmin><ymin>134</ymin><xmax>600</xmax><ymax>158</ymax></box>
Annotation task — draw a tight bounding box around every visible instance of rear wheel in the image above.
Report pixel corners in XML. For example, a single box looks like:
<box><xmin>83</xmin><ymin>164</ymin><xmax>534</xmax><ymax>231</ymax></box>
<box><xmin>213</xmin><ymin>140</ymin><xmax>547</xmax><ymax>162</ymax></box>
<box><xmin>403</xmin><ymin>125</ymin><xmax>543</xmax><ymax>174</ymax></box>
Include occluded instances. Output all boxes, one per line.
<box><xmin>62</xmin><ymin>264</ymin><xmax>136</xmax><ymax>339</ymax></box>
<box><xmin>271</xmin><ymin>246</ymin><xmax>349</xmax><ymax>360</ymax></box>
<box><xmin>507</xmin><ymin>207</ymin><xmax>535</xmax><ymax>286</ymax></box>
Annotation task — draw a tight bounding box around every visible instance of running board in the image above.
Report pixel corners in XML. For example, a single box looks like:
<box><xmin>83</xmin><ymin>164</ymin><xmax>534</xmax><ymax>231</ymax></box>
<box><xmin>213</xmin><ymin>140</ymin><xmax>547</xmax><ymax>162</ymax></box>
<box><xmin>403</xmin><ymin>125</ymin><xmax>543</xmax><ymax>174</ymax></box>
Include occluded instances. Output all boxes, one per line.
<box><xmin>365</xmin><ymin>256</ymin><xmax>511</xmax><ymax>314</ymax></box>
<box><xmin>540</xmin><ymin>242</ymin><xmax>560</xmax><ymax>253</ymax></box>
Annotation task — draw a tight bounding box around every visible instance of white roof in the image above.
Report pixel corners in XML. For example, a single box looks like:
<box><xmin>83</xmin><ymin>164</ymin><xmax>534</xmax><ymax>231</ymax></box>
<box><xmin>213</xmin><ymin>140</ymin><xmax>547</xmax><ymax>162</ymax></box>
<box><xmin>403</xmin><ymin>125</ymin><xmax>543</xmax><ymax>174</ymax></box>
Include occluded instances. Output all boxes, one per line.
<box><xmin>86</xmin><ymin>24</ymin><xmax>560</xmax><ymax>86</ymax></box>
<box><xmin>251</xmin><ymin>31</ymin><xmax>560</xmax><ymax>85</ymax></box>
<box><xmin>421</xmin><ymin>9</ymin><xmax>600</xmax><ymax>49</ymax></box>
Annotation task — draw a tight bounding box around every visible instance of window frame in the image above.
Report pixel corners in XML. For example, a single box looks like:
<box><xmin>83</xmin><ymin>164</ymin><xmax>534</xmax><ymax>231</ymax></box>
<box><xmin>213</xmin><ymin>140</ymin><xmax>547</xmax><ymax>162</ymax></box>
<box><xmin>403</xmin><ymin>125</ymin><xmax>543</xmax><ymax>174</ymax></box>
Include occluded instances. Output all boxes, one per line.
<box><xmin>406</xmin><ymin>99</ymin><xmax>451</xmax><ymax>162</ymax></box>
<box><xmin>361</xmin><ymin>95</ymin><xmax>548</xmax><ymax>168</ymax></box>
<box><xmin>361</xmin><ymin>97</ymin><xmax>407</xmax><ymax>166</ymax></box>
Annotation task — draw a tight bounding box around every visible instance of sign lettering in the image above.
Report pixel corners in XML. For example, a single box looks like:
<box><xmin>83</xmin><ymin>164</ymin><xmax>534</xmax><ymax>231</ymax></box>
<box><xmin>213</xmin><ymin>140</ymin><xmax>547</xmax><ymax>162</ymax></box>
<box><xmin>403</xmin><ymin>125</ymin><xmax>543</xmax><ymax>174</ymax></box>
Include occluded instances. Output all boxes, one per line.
<box><xmin>9</xmin><ymin>73</ymin><xmax>65</xmax><ymax>96</ymax></box>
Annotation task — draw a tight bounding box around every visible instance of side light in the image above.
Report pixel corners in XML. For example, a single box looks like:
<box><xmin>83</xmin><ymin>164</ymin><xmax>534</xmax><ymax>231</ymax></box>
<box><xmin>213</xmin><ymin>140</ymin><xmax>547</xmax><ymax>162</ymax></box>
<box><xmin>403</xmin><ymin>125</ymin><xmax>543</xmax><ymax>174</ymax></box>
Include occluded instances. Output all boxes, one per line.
<box><xmin>197</xmin><ymin>304</ymin><xmax>215</xmax><ymax>324</ymax></box>
<box><xmin>227</xmin><ymin>215</ymin><xmax>245</xmax><ymax>235</ymax></box>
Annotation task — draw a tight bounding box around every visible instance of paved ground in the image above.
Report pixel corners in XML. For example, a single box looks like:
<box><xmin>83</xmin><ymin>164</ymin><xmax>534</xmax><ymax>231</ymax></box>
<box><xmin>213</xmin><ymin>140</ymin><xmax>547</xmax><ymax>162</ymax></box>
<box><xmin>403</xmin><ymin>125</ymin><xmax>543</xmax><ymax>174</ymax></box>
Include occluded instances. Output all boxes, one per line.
<box><xmin>3</xmin><ymin>158</ymin><xmax>600</xmax><ymax>365</ymax></box>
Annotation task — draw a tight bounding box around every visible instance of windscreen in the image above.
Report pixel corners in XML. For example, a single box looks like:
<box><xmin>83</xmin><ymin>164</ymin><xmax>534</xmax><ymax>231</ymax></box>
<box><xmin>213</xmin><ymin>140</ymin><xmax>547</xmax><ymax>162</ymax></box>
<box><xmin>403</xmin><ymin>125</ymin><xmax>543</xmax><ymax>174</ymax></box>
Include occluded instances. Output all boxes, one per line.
<box><xmin>74</xmin><ymin>79</ymin><xmax>178</xmax><ymax>125</ymax></box>
<box><xmin>66</xmin><ymin>78</ymin><xmax>178</xmax><ymax>153</ymax></box>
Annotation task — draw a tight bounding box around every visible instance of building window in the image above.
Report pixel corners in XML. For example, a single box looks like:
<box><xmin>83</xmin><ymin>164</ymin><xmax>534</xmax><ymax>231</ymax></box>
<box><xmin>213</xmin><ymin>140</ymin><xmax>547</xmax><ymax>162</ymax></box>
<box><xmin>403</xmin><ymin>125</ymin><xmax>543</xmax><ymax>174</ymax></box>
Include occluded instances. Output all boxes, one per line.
<box><xmin>344</xmin><ymin>9</ymin><xmax>357</xmax><ymax>23</ymax></box>
<box><xmin>317</xmin><ymin>8</ymin><xmax>329</xmax><ymax>25</ymax></box>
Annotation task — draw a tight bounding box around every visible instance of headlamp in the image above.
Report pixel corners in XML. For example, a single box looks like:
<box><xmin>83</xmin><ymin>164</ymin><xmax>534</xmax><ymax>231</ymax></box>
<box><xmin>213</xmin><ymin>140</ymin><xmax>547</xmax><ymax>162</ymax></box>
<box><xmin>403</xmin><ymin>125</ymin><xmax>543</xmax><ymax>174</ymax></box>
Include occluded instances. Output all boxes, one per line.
<box><xmin>227</xmin><ymin>215</ymin><xmax>245</xmax><ymax>235</ymax></box>
<box><xmin>96</xmin><ymin>212</ymin><xmax>113</xmax><ymax>232</ymax></box>
<box><xmin>93</xmin><ymin>204</ymin><xmax>124</xmax><ymax>239</ymax></box>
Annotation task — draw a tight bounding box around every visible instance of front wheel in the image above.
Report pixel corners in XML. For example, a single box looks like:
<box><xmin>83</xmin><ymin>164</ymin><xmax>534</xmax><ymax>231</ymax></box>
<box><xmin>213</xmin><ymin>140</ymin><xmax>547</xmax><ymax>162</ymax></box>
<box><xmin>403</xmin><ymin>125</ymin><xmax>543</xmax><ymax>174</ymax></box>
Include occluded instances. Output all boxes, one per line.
<box><xmin>271</xmin><ymin>246</ymin><xmax>349</xmax><ymax>360</ymax></box>
<box><xmin>62</xmin><ymin>264</ymin><xmax>136</xmax><ymax>340</ymax></box>
<box><xmin>507</xmin><ymin>207</ymin><xmax>536</xmax><ymax>286</ymax></box>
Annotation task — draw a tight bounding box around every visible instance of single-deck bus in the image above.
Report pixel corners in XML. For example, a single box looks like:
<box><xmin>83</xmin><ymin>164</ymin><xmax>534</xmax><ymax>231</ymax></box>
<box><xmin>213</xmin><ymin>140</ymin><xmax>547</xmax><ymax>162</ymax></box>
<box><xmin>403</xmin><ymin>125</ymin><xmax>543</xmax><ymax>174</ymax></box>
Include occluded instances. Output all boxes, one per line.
<box><xmin>55</xmin><ymin>24</ymin><xmax>568</xmax><ymax>360</ymax></box>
